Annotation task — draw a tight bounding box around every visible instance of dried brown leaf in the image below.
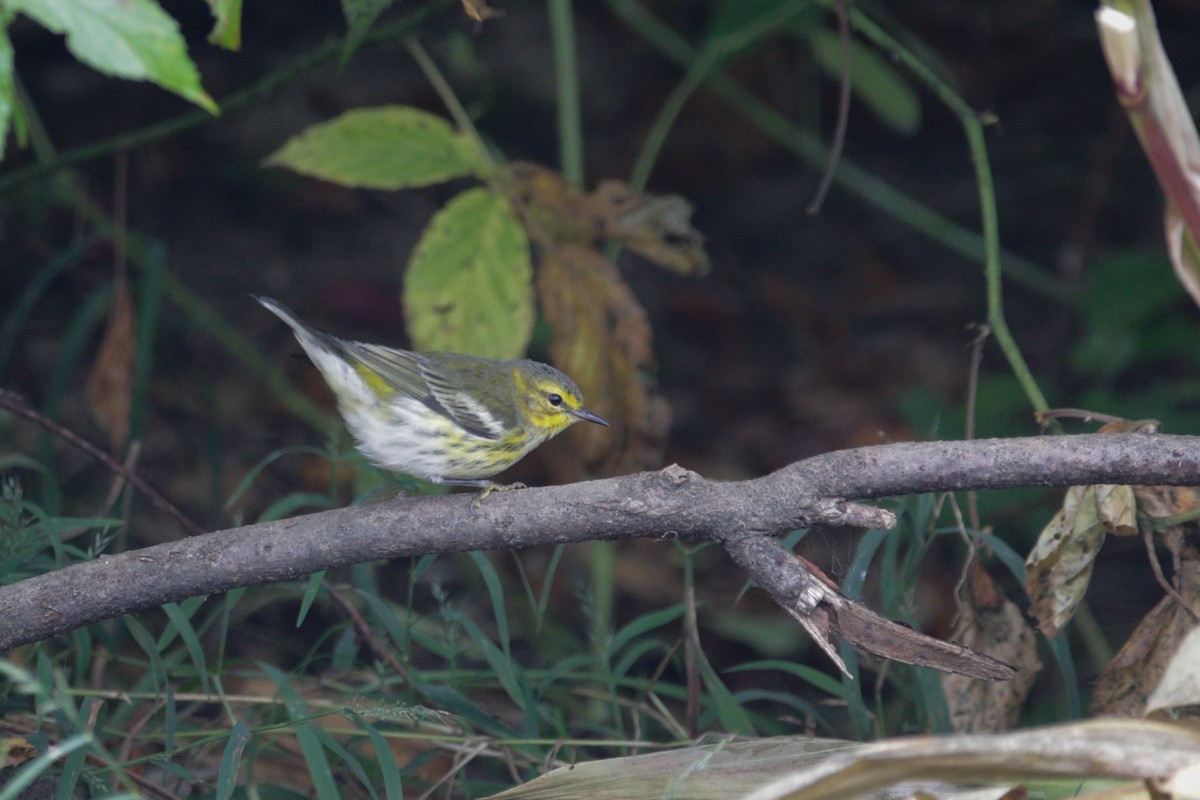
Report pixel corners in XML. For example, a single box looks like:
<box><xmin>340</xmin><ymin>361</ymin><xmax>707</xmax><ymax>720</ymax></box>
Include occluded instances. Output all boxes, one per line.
<box><xmin>1099</xmin><ymin>483</ymin><xmax>1139</xmax><ymax>536</ymax></box>
<box><xmin>1135</xmin><ymin>484</ymin><xmax>1200</xmax><ymax>560</ymax></box>
<box><xmin>942</xmin><ymin>563</ymin><xmax>1040</xmax><ymax>732</ymax></box>
<box><xmin>507</xmin><ymin>163</ymin><xmax>595</xmax><ymax>245</ymax></box>
<box><xmin>536</xmin><ymin>244</ymin><xmax>669</xmax><ymax>474</ymax></box>
<box><xmin>1092</xmin><ymin>561</ymin><xmax>1200</xmax><ymax>717</ymax></box>
<box><xmin>1147</xmin><ymin>624</ymin><xmax>1200</xmax><ymax>715</ymax></box>
<box><xmin>584</xmin><ymin>180</ymin><xmax>709</xmax><ymax>275</ymax></box>
<box><xmin>1</xmin><ymin>736</ymin><xmax>37</xmax><ymax>768</ymax></box>
<box><xmin>508</xmin><ymin>163</ymin><xmax>710</xmax><ymax>275</ymax></box>
<box><xmin>1096</xmin><ymin>418</ymin><xmax>1160</xmax><ymax>433</ymax></box>
<box><xmin>1026</xmin><ymin>485</ymin><xmax>1134</xmax><ymax>637</ymax></box>
<box><xmin>461</xmin><ymin>0</ymin><xmax>503</xmax><ymax>23</ymax></box>
<box><xmin>86</xmin><ymin>285</ymin><xmax>137</xmax><ymax>450</ymax></box>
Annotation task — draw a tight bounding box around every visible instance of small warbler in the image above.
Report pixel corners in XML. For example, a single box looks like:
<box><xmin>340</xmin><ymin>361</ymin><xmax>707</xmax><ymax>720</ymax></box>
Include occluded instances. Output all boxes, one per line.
<box><xmin>256</xmin><ymin>296</ymin><xmax>608</xmax><ymax>492</ymax></box>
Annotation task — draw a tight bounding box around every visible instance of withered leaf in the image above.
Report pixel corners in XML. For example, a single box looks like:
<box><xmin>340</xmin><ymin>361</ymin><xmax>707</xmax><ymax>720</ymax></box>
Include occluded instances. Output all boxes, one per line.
<box><xmin>536</xmin><ymin>244</ymin><xmax>669</xmax><ymax>475</ymax></box>
<box><xmin>942</xmin><ymin>562</ymin><xmax>1041</xmax><ymax>733</ymax></box>
<box><xmin>1025</xmin><ymin>484</ymin><xmax>1136</xmax><ymax>637</ymax></box>
<box><xmin>86</xmin><ymin>285</ymin><xmax>137</xmax><ymax>450</ymax></box>
<box><xmin>460</xmin><ymin>0</ymin><xmax>503</xmax><ymax>23</ymax></box>
<box><xmin>508</xmin><ymin>163</ymin><xmax>710</xmax><ymax>275</ymax></box>
<box><xmin>1147</xmin><ymin>621</ymin><xmax>1200</xmax><ymax>715</ymax></box>
<box><xmin>1093</xmin><ymin>561</ymin><xmax>1200</xmax><ymax>717</ymax></box>
<box><xmin>1134</xmin><ymin>484</ymin><xmax>1200</xmax><ymax>560</ymax></box>
<box><xmin>584</xmin><ymin>180</ymin><xmax>709</xmax><ymax>275</ymax></box>
<box><xmin>1</xmin><ymin>735</ymin><xmax>37</xmax><ymax>768</ymax></box>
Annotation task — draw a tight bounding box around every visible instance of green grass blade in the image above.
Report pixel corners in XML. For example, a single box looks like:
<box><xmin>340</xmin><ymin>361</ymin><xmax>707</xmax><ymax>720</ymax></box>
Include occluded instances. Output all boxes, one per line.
<box><xmin>837</xmin><ymin>642</ymin><xmax>870</xmax><ymax>740</ymax></box>
<box><xmin>296</xmin><ymin>570</ymin><xmax>327</xmax><ymax>627</ymax></box>
<box><xmin>160</xmin><ymin>599</ymin><xmax>210</xmax><ymax>693</ymax></box>
<box><xmin>260</xmin><ymin>662</ymin><xmax>343</xmax><ymax>800</ymax></box>
<box><xmin>418</xmin><ymin>682</ymin><xmax>521</xmax><ymax>739</ymax></box>
<box><xmin>0</xmin><ymin>241</ymin><xmax>89</xmax><ymax>380</ymax></box>
<box><xmin>346</xmin><ymin>710</ymin><xmax>405</xmax><ymax>800</ymax></box>
<box><xmin>914</xmin><ymin>665</ymin><xmax>952</xmax><ymax>732</ymax></box>
<box><xmin>534</xmin><ymin>544</ymin><xmax>566</xmax><ymax>632</ymax></box>
<box><xmin>608</xmin><ymin>604</ymin><xmax>685</xmax><ymax>656</ymax></box>
<box><xmin>726</xmin><ymin>659</ymin><xmax>847</xmax><ymax>700</ymax></box>
<box><xmin>842</xmin><ymin>528</ymin><xmax>888</xmax><ymax>600</ymax></box>
<box><xmin>53</xmin><ymin>709</ymin><xmax>90</xmax><ymax>800</ymax></box>
<box><xmin>69</xmin><ymin>627</ymin><xmax>92</xmax><ymax>686</ymax></box>
<box><xmin>259</xmin><ymin>491</ymin><xmax>337</xmax><ymax>523</ymax></box>
<box><xmin>612</xmin><ymin>638</ymin><xmax>669</xmax><ymax>681</ymax></box>
<box><xmin>164</xmin><ymin>683</ymin><xmax>177</xmax><ymax>752</ymax></box>
<box><xmin>354</xmin><ymin>589</ymin><xmax>449</xmax><ymax>660</ymax></box>
<box><xmin>468</xmin><ymin>551</ymin><xmax>510</xmax><ymax>660</ymax></box>
<box><xmin>692</xmin><ymin>643</ymin><xmax>756</xmax><ymax>736</ymax></box>
<box><xmin>215</xmin><ymin>721</ymin><xmax>252</xmax><ymax>800</ymax></box>
<box><xmin>535</xmin><ymin>653</ymin><xmax>594</xmax><ymax>699</ymax></box>
<box><xmin>441</xmin><ymin>609</ymin><xmax>526</xmax><ymax>713</ymax></box>
<box><xmin>310</xmin><ymin>723</ymin><xmax>380</xmax><ymax>800</ymax></box>
<box><xmin>122</xmin><ymin>615</ymin><xmax>167</xmax><ymax>693</ymax></box>
<box><xmin>225</xmin><ymin>445</ymin><xmax>335</xmax><ymax>510</ymax></box>
<box><xmin>216</xmin><ymin>586</ymin><xmax>247</xmax><ymax>672</ymax></box>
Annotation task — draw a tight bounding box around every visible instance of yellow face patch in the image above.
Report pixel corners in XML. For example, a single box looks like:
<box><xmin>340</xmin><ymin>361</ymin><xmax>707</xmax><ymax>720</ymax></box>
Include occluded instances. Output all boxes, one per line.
<box><xmin>511</xmin><ymin>368</ymin><xmax>582</xmax><ymax>434</ymax></box>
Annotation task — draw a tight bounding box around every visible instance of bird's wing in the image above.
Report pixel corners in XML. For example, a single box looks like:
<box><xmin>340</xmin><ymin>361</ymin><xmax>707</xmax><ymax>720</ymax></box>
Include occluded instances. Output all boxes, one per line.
<box><xmin>336</xmin><ymin>341</ymin><xmax>507</xmax><ymax>440</ymax></box>
<box><xmin>420</xmin><ymin>359</ymin><xmax>510</xmax><ymax>441</ymax></box>
<box><xmin>333</xmin><ymin>340</ymin><xmax>430</xmax><ymax>400</ymax></box>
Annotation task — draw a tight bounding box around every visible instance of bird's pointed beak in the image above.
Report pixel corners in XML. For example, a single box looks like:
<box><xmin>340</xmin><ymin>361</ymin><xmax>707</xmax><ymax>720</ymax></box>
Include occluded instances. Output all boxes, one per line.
<box><xmin>571</xmin><ymin>407</ymin><xmax>610</xmax><ymax>427</ymax></box>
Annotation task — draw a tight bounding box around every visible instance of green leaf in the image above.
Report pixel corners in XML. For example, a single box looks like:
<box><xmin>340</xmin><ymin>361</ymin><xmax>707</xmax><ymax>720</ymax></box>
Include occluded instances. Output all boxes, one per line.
<box><xmin>10</xmin><ymin>0</ymin><xmax>218</xmax><ymax>114</ymax></box>
<box><xmin>341</xmin><ymin>0</ymin><xmax>396</xmax><ymax>65</ymax></box>
<box><xmin>266</xmin><ymin>106</ymin><xmax>484</xmax><ymax>189</ymax></box>
<box><xmin>0</xmin><ymin>25</ymin><xmax>13</xmax><ymax>162</ymax></box>
<box><xmin>205</xmin><ymin>0</ymin><xmax>242</xmax><ymax>50</ymax></box>
<box><xmin>810</xmin><ymin>28</ymin><xmax>921</xmax><ymax>136</ymax></box>
<box><xmin>405</xmin><ymin>188</ymin><xmax>534</xmax><ymax>358</ymax></box>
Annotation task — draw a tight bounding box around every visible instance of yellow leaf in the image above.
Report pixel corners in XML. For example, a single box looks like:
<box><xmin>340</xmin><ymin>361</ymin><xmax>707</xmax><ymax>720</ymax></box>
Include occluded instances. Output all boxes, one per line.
<box><xmin>404</xmin><ymin>188</ymin><xmax>533</xmax><ymax>359</ymax></box>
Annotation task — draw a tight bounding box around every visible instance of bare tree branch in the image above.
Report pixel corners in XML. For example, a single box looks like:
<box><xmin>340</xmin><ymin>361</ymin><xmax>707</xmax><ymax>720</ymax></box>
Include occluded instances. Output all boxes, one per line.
<box><xmin>0</xmin><ymin>433</ymin><xmax>1196</xmax><ymax>676</ymax></box>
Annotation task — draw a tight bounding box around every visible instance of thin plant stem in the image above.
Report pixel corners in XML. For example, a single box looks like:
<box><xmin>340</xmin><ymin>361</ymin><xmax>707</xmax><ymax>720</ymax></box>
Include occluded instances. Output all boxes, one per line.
<box><xmin>806</xmin><ymin>0</ymin><xmax>851</xmax><ymax>214</ymax></box>
<box><xmin>404</xmin><ymin>36</ymin><xmax>495</xmax><ymax>174</ymax></box>
<box><xmin>0</xmin><ymin>390</ymin><xmax>205</xmax><ymax>536</ymax></box>
<box><xmin>847</xmin><ymin>8</ymin><xmax>1050</xmax><ymax>415</ymax></box>
<box><xmin>630</xmin><ymin>48</ymin><xmax>717</xmax><ymax>192</ymax></box>
<box><xmin>547</xmin><ymin>0</ymin><xmax>584</xmax><ymax>186</ymax></box>
<box><xmin>606</xmin><ymin>0</ymin><xmax>1073</xmax><ymax>304</ymax></box>
<box><xmin>629</xmin><ymin>2</ymin><xmax>806</xmax><ymax>192</ymax></box>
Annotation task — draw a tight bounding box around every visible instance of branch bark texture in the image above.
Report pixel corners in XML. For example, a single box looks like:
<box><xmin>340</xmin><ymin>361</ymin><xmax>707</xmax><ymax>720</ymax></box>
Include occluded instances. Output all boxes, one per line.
<box><xmin>1</xmin><ymin>433</ymin><xmax>1197</xmax><ymax>662</ymax></box>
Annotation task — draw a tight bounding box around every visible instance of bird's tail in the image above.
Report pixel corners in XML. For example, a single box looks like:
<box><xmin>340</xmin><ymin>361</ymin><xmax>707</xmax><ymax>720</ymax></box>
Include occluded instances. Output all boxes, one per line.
<box><xmin>253</xmin><ymin>295</ymin><xmax>338</xmax><ymax>355</ymax></box>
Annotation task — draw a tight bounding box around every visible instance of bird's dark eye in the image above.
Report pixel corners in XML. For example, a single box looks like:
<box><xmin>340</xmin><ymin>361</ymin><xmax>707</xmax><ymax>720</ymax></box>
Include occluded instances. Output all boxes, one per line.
<box><xmin>547</xmin><ymin>393</ymin><xmax>564</xmax><ymax>407</ymax></box>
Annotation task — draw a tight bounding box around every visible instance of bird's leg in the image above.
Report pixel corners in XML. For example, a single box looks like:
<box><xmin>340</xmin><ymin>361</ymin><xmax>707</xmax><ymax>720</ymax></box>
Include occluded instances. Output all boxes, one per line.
<box><xmin>428</xmin><ymin>476</ymin><xmax>528</xmax><ymax>507</ymax></box>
